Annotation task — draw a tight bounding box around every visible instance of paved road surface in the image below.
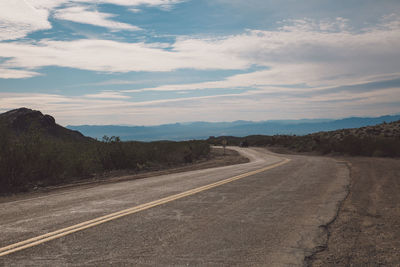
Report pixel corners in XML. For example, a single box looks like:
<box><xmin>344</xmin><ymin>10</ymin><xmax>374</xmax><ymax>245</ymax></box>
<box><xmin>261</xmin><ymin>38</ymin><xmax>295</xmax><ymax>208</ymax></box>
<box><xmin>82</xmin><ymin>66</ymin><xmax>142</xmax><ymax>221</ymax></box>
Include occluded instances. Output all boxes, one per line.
<box><xmin>0</xmin><ymin>147</ymin><xmax>349</xmax><ymax>266</ymax></box>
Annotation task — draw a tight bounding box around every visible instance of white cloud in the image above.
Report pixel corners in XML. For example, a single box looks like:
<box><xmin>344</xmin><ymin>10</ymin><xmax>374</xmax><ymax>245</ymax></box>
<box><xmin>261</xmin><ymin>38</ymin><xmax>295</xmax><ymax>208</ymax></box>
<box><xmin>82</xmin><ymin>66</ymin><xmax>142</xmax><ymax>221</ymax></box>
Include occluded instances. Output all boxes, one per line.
<box><xmin>116</xmin><ymin>16</ymin><xmax>400</xmax><ymax>93</ymax></box>
<box><xmin>0</xmin><ymin>13</ymin><xmax>399</xmax><ymax>123</ymax></box>
<box><xmin>2</xmin><ymin>6</ymin><xmax>398</xmax><ymax>82</ymax></box>
<box><xmin>0</xmin><ymin>68</ymin><xmax>41</xmax><ymax>79</ymax></box>
<box><xmin>1</xmin><ymin>15</ymin><xmax>399</xmax><ymax>86</ymax></box>
<box><xmin>87</xmin><ymin>0</ymin><xmax>184</xmax><ymax>9</ymax></box>
<box><xmin>279</xmin><ymin>17</ymin><xmax>351</xmax><ymax>33</ymax></box>
<box><xmin>0</xmin><ymin>0</ymin><xmax>184</xmax><ymax>40</ymax></box>
<box><xmin>1</xmin><ymin>84</ymin><xmax>399</xmax><ymax>125</ymax></box>
<box><xmin>3</xmin><ymin>15</ymin><xmax>398</xmax><ymax>81</ymax></box>
<box><xmin>84</xmin><ymin>91</ymin><xmax>131</xmax><ymax>99</ymax></box>
<box><xmin>0</xmin><ymin>38</ymin><xmax>247</xmax><ymax>75</ymax></box>
<box><xmin>54</xmin><ymin>6</ymin><xmax>141</xmax><ymax>31</ymax></box>
<box><xmin>129</xmin><ymin>8</ymin><xmax>141</xmax><ymax>13</ymax></box>
<box><xmin>0</xmin><ymin>1</ymin><xmax>52</xmax><ymax>41</ymax></box>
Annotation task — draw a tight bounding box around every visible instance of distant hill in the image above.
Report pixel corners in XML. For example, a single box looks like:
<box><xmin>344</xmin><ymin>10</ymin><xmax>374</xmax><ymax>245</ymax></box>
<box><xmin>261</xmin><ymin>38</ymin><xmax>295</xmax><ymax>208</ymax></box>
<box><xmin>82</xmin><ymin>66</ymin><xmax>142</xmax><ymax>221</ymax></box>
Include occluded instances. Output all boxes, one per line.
<box><xmin>0</xmin><ymin>108</ymin><xmax>91</xmax><ymax>142</ymax></box>
<box><xmin>68</xmin><ymin>115</ymin><xmax>400</xmax><ymax>141</ymax></box>
<box><xmin>208</xmin><ymin>120</ymin><xmax>400</xmax><ymax>157</ymax></box>
<box><xmin>309</xmin><ymin>119</ymin><xmax>400</xmax><ymax>140</ymax></box>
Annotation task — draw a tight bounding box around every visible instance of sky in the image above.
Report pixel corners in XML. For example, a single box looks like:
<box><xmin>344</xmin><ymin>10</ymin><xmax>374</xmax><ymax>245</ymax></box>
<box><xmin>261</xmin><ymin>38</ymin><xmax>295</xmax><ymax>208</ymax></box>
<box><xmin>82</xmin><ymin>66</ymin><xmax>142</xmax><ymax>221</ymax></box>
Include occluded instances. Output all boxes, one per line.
<box><xmin>0</xmin><ymin>0</ymin><xmax>400</xmax><ymax>126</ymax></box>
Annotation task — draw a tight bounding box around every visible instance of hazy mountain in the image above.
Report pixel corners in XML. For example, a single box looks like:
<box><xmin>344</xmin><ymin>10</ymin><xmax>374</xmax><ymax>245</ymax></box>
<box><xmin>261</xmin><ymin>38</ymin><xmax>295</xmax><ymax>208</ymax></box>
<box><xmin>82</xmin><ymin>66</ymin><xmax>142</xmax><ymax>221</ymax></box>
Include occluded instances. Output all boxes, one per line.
<box><xmin>67</xmin><ymin>115</ymin><xmax>400</xmax><ymax>141</ymax></box>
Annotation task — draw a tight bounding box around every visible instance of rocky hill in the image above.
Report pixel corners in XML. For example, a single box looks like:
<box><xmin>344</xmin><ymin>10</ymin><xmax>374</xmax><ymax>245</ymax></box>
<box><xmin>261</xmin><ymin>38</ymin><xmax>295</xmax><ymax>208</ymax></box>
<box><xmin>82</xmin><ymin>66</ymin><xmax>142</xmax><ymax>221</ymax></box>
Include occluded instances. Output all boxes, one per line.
<box><xmin>311</xmin><ymin>120</ymin><xmax>400</xmax><ymax>140</ymax></box>
<box><xmin>0</xmin><ymin>108</ymin><xmax>91</xmax><ymax>142</ymax></box>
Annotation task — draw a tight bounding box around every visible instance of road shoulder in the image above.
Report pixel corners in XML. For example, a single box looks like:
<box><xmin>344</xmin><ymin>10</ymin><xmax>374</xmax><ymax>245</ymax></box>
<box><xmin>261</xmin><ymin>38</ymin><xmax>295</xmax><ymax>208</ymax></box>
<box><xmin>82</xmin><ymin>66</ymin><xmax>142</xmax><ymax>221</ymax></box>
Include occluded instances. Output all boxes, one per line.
<box><xmin>309</xmin><ymin>157</ymin><xmax>400</xmax><ymax>266</ymax></box>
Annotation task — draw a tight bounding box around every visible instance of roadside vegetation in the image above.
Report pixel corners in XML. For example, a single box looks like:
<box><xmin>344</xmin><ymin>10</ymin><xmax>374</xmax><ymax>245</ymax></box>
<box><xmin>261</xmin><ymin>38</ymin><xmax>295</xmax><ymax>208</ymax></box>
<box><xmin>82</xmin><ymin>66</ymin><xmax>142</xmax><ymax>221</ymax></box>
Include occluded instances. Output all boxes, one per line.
<box><xmin>0</xmin><ymin>119</ymin><xmax>210</xmax><ymax>194</ymax></box>
<box><xmin>208</xmin><ymin>120</ymin><xmax>400</xmax><ymax>157</ymax></box>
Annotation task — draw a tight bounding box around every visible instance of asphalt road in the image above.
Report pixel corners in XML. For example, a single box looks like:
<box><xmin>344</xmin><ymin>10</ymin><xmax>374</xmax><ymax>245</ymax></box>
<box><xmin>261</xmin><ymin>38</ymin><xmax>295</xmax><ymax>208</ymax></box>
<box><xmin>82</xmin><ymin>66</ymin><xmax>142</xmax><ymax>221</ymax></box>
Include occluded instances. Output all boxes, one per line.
<box><xmin>0</xmin><ymin>147</ymin><xmax>349</xmax><ymax>266</ymax></box>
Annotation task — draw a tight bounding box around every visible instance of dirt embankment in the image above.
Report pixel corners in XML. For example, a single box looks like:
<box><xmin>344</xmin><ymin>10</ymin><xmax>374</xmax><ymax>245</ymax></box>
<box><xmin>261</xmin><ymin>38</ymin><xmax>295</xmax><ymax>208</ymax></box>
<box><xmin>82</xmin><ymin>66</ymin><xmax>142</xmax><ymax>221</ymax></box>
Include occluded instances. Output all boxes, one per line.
<box><xmin>309</xmin><ymin>157</ymin><xmax>400</xmax><ymax>266</ymax></box>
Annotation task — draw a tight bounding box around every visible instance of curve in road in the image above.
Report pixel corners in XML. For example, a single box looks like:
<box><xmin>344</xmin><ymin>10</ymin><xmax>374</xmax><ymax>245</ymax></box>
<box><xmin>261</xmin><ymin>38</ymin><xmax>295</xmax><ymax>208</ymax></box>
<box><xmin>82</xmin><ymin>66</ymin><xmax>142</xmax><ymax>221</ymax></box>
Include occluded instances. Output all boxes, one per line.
<box><xmin>0</xmin><ymin>147</ymin><xmax>349</xmax><ymax>266</ymax></box>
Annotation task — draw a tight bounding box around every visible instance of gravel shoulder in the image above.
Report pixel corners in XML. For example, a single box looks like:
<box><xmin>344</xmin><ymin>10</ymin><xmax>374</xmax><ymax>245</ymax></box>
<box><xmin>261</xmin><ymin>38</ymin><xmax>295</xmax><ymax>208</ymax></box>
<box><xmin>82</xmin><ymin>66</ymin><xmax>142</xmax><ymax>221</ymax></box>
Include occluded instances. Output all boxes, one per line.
<box><xmin>309</xmin><ymin>156</ymin><xmax>400</xmax><ymax>266</ymax></box>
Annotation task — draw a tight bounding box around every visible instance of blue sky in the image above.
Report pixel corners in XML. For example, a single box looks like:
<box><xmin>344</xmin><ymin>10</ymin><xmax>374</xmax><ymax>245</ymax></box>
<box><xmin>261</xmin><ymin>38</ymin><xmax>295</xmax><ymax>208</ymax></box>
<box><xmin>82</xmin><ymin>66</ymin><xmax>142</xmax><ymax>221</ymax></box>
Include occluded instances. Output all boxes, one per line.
<box><xmin>0</xmin><ymin>0</ymin><xmax>399</xmax><ymax>125</ymax></box>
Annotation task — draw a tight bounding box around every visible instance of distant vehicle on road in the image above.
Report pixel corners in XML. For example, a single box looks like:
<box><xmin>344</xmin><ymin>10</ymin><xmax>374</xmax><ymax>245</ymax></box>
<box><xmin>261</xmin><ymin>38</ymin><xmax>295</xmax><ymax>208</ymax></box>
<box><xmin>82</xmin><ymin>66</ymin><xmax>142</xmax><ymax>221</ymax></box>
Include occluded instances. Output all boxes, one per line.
<box><xmin>239</xmin><ymin>140</ymin><xmax>249</xmax><ymax>147</ymax></box>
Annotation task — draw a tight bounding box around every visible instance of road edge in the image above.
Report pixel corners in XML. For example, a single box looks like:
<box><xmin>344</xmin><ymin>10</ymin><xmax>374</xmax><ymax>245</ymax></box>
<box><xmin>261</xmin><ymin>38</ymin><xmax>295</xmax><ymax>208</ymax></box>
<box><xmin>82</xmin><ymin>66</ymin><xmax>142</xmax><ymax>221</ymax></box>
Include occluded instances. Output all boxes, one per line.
<box><xmin>303</xmin><ymin>160</ymin><xmax>353</xmax><ymax>266</ymax></box>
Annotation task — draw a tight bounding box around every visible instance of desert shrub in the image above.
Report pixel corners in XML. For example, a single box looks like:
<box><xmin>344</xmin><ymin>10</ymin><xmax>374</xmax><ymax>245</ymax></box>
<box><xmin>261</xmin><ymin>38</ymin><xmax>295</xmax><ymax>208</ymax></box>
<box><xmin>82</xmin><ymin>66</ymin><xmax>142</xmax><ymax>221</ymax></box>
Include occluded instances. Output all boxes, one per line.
<box><xmin>0</xmin><ymin>127</ymin><xmax>210</xmax><ymax>194</ymax></box>
<box><xmin>207</xmin><ymin>133</ymin><xmax>400</xmax><ymax>158</ymax></box>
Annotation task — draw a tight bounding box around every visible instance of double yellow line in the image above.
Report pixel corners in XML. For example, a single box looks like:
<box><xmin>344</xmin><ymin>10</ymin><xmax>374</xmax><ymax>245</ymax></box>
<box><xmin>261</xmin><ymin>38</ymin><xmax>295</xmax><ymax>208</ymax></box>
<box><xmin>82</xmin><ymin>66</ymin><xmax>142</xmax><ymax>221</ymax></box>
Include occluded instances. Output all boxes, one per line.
<box><xmin>0</xmin><ymin>158</ymin><xmax>290</xmax><ymax>257</ymax></box>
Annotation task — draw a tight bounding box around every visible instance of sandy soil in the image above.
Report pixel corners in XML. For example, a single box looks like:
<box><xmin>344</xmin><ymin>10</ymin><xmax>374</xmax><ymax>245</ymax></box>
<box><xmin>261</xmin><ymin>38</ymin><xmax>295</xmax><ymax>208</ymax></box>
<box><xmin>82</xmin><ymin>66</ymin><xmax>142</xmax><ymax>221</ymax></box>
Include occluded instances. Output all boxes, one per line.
<box><xmin>309</xmin><ymin>157</ymin><xmax>400</xmax><ymax>266</ymax></box>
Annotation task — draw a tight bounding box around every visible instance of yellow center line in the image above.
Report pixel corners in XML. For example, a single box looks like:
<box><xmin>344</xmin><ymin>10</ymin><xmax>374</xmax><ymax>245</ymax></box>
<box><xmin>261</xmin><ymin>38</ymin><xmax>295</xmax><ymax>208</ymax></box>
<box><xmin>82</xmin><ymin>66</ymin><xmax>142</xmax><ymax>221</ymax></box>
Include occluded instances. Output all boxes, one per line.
<box><xmin>0</xmin><ymin>158</ymin><xmax>290</xmax><ymax>257</ymax></box>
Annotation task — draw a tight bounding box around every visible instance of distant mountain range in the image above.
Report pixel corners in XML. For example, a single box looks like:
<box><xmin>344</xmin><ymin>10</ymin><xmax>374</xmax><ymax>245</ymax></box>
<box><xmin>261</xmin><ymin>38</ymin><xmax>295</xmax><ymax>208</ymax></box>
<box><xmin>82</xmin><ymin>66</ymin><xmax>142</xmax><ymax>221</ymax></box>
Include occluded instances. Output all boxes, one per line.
<box><xmin>67</xmin><ymin>115</ymin><xmax>400</xmax><ymax>141</ymax></box>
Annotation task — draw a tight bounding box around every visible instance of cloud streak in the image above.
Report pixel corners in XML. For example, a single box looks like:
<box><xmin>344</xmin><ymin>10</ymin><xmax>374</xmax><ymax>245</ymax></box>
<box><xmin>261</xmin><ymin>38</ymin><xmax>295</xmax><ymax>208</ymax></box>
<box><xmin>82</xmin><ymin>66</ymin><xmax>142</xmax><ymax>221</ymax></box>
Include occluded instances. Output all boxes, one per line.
<box><xmin>0</xmin><ymin>68</ymin><xmax>41</xmax><ymax>79</ymax></box>
<box><xmin>54</xmin><ymin>6</ymin><xmax>142</xmax><ymax>31</ymax></box>
<box><xmin>84</xmin><ymin>91</ymin><xmax>131</xmax><ymax>99</ymax></box>
<box><xmin>1</xmin><ymin>83</ymin><xmax>399</xmax><ymax>125</ymax></box>
<box><xmin>0</xmin><ymin>2</ymin><xmax>399</xmax><ymax>125</ymax></box>
<box><xmin>1</xmin><ymin>15</ymin><xmax>400</xmax><ymax>82</ymax></box>
<box><xmin>0</xmin><ymin>0</ymin><xmax>184</xmax><ymax>41</ymax></box>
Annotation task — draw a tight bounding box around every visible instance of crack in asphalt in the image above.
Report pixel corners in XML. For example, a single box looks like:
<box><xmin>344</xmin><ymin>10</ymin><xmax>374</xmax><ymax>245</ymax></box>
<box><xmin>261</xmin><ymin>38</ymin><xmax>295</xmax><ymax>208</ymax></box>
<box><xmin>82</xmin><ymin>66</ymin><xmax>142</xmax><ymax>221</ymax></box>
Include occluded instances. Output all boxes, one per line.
<box><xmin>304</xmin><ymin>161</ymin><xmax>353</xmax><ymax>267</ymax></box>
